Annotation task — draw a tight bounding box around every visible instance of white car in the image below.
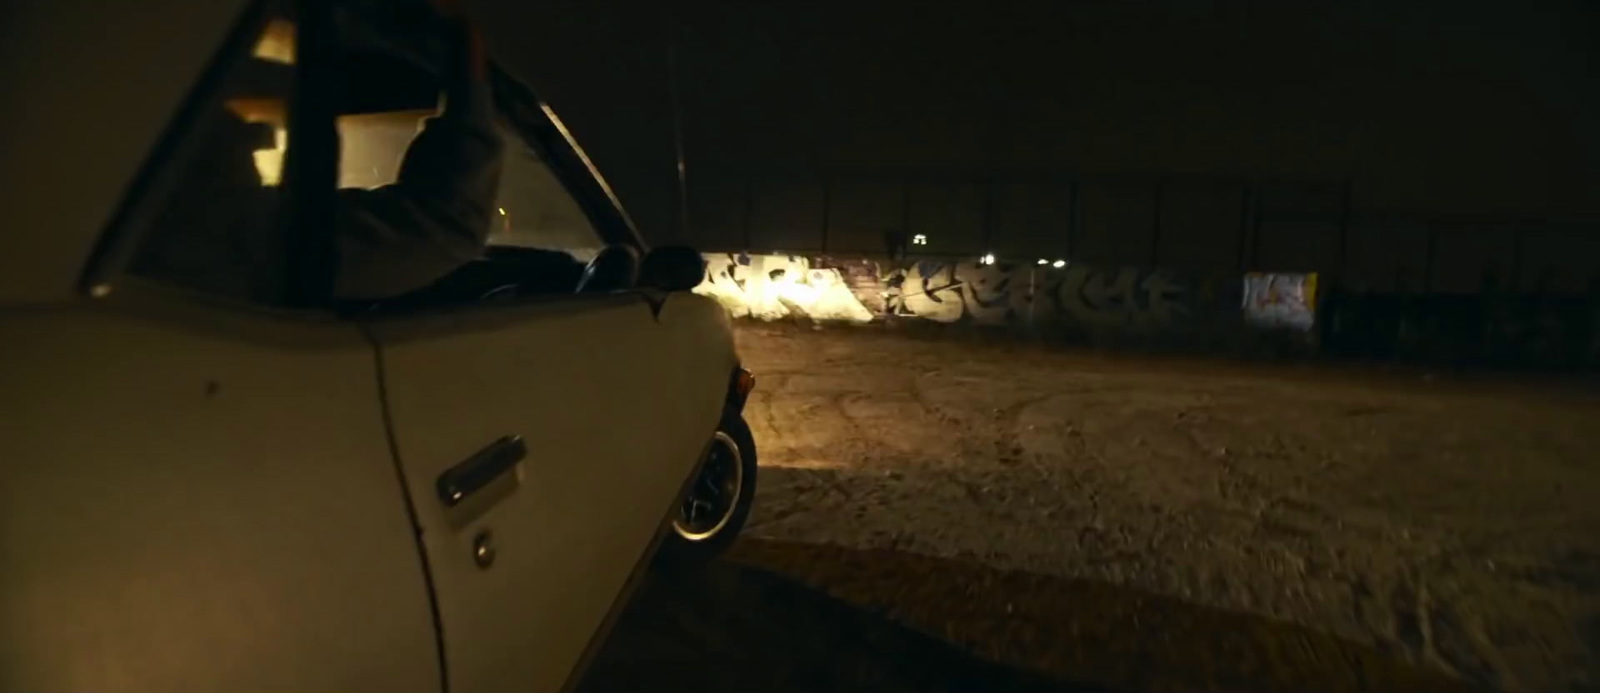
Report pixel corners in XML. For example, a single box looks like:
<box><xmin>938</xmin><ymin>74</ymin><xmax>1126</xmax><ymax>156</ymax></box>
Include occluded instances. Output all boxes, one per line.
<box><xmin>0</xmin><ymin>1</ymin><xmax>757</xmax><ymax>691</ymax></box>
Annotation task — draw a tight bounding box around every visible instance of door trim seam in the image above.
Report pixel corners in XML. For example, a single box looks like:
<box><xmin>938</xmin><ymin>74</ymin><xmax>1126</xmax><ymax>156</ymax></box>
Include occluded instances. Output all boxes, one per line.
<box><xmin>365</xmin><ymin>324</ymin><xmax>451</xmax><ymax>693</ymax></box>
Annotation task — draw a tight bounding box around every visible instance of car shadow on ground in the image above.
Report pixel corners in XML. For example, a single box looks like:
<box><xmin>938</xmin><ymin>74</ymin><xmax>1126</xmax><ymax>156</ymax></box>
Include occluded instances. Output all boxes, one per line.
<box><xmin>578</xmin><ymin>552</ymin><xmax>1091</xmax><ymax>692</ymax></box>
<box><xmin>581</xmin><ymin>538</ymin><xmax>1489</xmax><ymax>693</ymax></box>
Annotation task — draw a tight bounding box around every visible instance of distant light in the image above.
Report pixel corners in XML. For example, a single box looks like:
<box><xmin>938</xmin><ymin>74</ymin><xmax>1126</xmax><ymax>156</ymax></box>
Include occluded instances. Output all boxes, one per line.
<box><xmin>1036</xmin><ymin>258</ymin><xmax>1048</xmax><ymax>265</ymax></box>
<box><xmin>498</xmin><ymin>207</ymin><xmax>507</xmax><ymax>215</ymax></box>
<box><xmin>979</xmin><ymin>253</ymin><xmax>996</xmax><ymax>266</ymax></box>
<box><xmin>241</xmin><ymin>121</ymin><xmax>287</xmax><ymax>186</ymax></box>
<box><xmin>1052</xmin><ymin>259</ymin><xmax>1066</xmax><ymax>268</ymax></box>
<box><xmin>911</xmin><ymin>234</ymin><xmax>928</xmax><ymax>246</ymax></box>
<box><xmin>251</xmin><ymin>18</ymin><xmax>296</xmax><ymax>65</ymax></box>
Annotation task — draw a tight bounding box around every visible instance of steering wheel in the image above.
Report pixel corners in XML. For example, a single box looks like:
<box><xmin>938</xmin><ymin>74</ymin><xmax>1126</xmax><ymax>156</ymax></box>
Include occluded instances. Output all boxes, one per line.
<box><xmin>575</xmin><ymin>245</ymin><xmax>642</xmax><ymax>293</ymax></box>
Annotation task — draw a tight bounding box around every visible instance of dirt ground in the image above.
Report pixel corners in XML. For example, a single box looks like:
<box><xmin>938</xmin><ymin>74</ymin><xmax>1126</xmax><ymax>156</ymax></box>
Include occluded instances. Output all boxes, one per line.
<box><xmin>724</xmin><ymin>323</ymin><xmax>1600</xmax><ymax>693</ymax></box>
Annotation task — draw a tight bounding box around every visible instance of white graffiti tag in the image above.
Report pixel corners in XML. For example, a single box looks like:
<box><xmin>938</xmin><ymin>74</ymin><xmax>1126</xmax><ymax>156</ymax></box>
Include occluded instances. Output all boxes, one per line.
<box><xmin>885</xmin><ymin>261</ymin><xmax>1025</xmax><ymax>324</ymax></box>
<box><xmin>699</xmin><ymin>253</ymin><xmax>1200</xmax><ymax>331</ymax></box>
<box><xmin>694</xmin><ymin>253</ymin><xmax>875</xmax><ymax>324</ymax></box>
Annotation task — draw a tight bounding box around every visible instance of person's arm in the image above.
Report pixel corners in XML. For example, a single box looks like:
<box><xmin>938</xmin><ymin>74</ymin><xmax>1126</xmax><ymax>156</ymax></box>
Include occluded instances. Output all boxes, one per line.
<box><xmin>332</xmin><ymin>14</ymin><xmax>505</xmax><ymax>301</ymax></box>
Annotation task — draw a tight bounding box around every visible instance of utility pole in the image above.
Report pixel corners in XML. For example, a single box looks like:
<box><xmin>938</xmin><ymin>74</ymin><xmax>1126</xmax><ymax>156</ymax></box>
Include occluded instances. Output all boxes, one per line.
<box><xmin>664</xmin><ymin>6</ymin><xmax>691</xmax><ymax>242</ymax></box>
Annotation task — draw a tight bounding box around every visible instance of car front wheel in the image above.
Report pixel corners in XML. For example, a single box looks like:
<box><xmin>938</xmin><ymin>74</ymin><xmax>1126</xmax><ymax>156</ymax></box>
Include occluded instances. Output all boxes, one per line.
<box><xmin>661</xmin><ymin>412</ymin><xmax>757</xmax><ymax>565</ymax></box>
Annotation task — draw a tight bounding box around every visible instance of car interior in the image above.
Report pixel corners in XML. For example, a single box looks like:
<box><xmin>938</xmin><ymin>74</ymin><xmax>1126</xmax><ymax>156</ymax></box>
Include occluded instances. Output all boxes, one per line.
<box><xmin>326</xmin><ymin>0</ymin><xmax>654</xmax><ymax>314</ymax></box>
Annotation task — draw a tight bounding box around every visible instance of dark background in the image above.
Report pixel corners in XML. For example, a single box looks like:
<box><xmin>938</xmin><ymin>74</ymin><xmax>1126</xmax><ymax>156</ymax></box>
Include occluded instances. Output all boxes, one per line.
<box><xmin>482</xmin><ymin>0</ymin><xmax>1600</xmax><ymax>294</ymax></box>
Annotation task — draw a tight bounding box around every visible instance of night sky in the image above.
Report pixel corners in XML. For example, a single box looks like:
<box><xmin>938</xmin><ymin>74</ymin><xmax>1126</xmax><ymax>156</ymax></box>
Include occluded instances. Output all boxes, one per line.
<box><xmin>480</xmin><ymin>0</ymin><xmax>1598</xmax><ymax>282</ymax></box>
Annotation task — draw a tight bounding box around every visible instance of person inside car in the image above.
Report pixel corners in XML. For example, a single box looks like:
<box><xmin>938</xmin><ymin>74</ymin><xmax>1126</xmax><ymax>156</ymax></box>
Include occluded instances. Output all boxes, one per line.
<box><xmin>132</xmin><ymin>1</ymin><xmax>504</xmax><ymax>303</ymax></box>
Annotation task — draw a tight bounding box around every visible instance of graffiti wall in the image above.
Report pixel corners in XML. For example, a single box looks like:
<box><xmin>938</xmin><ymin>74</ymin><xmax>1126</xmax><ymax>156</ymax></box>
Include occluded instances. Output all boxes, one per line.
<box><xmin>693</xmin><ymin>253</ymin><xmax>1259</xmax><ymax>334</ymax></box>
<box><xmin>1242</xmin><ymin>273</ymin><xmax>1319</xmax><ymax>332</ymax></box>
<box><xmin>696</xmin><ymin>253</ymin><xmax>876</xmax><ymax>324</ymax></box>
<box><xmin>875</xmin><ymin>260</ymin><xmax>1199</xmax><ymax>329</ymax></box>
<box><xmin>692</xmin><ymin>252</ymin><xmax>1599</xmax><ymax>369</ymax></box>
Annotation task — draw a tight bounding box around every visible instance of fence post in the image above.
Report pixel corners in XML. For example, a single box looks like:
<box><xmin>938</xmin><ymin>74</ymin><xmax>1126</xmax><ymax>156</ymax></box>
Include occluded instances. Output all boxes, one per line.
<box><xmin>1237</xmin><ymin>186</ymin><xmax>1253</xmax><ymax>273</ymax></box>
<box><xmin>820</xmin><ymin>176</ymin><xmax>832</xmax><ymax>254</ymax></box>
<box><xmin>1150</xmin><ymin>180</ymin><xmax>1164</xmax><ymax>268</ymax></box>
<box><xmin>1067</xmin><ymin>180</ymin><xmax>1080</xmax><ymax>261</ymax></box>
<box><xmin>1423</xmin><ymin>224</ymin><xmax>1438</xmax><ymax>293</ymax></box>
<box><xmin>1248</xmin><ymin>187</ymin><xmax>1264</xmax><ymax>271</ymax></box>
<box><xmin>1510</xmin><ymin>223</ymin><xmax>1524</xmax><ymax>292</ymax></box>
<box><xmin>900</xmin><ymin>181</ymin><xmax>913</xmax><ymax>255</ymax></box>
<box><xmin>982</xmin><ymin>179</ymin><xmax>997</xmax><ymax>253</ymax></box>
<box><xmin>1028</xmin><ymin>266</ymin><xmax>1037</xmax><ymax>328</ymax></box>
<box><xmin>742</xmin><ymin>180</ymin><xmax>755</xmax><ymax>250</ymax></box>
<box><xmin>1337</xmin><ymin>176</ymin><xmax>1353</xmax><ymax>285</ymax></box>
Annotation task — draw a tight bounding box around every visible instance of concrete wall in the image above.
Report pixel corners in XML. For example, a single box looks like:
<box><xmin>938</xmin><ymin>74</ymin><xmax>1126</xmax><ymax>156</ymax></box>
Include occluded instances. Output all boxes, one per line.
<box><xmin>1320</xmin><ymin>291</ymin><xmax>1600</xmax><ymax>369</ymax></box>
<box><xmin>693</xmin><ymin>252</ymin><xmax>1315</xmax><ymax>338</ymax></box>
<box><xmin>694</xmin><ymin>252</ymin><xmax>1598</xmax><ymax>368</ymax></box>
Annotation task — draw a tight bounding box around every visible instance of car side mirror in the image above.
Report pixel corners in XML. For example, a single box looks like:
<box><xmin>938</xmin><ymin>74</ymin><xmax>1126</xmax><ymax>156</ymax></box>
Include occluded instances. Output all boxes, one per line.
<box><xmin>638</xmin><ymin>246</ymin><xmax>706</xmax><ymax>292</ymax></box>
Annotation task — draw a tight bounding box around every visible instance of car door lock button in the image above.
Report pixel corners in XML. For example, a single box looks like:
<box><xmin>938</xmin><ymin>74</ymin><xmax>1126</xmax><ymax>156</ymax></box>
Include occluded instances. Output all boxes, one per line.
<box><xmin>473</xmin><ymin>530</ymin><xmax>496</xmax><ymax>569</ymax></box>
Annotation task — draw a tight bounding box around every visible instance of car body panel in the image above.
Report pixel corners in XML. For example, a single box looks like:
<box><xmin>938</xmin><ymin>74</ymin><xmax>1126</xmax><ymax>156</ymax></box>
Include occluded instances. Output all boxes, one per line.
<box><xmin>362</xmin><ymin>289</ymin><xmax>735</xmax><ymax>692</ymax></box>
<box><xmin>0</xmin><ymin>290</ymin><xmax>438</xmax><ymax>692</ymax></box>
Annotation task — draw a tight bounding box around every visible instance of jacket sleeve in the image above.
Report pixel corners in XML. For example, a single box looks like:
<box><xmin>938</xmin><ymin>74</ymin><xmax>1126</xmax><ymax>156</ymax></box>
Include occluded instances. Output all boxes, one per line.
<box><xmin>331</xmin><ymin>80</ymin><xmax>504</xmax><ymax>301</ymax></box>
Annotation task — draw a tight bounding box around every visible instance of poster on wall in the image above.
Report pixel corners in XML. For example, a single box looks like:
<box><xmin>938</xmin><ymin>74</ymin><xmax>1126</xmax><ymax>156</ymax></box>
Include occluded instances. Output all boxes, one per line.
<box><xmin>1242</xmin><ymin>272</ymin><xmax>1318</xmax><ymax>332</ymax></box>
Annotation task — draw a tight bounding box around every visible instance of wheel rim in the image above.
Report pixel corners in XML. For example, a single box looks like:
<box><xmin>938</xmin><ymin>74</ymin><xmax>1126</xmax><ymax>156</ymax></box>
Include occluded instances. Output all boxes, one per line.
<box><xmin>672</xmin><ymin>431</ymin><xmax>743</xmax><ymax>542</ymax></box>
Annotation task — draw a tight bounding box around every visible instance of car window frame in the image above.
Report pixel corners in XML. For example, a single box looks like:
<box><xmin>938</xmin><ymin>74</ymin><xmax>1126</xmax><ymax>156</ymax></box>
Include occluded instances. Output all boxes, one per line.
<box><xmin>77</xmin><ymin>0</ymin><xmax>298</xmax><ymax>302</ymax></box>
<box><xmin>331</xmin><ymin>11</ymin><xmax>647</xmax><ymax>255</ymax></box>
<box><xmin>81</xmin><ymin>0</ymin><xmax>652</xmax><ymax>320</ymax></box>
<box><xmin>487</xmin><ymin>65</ymin><xmax>647</xmax><ymax>256</ymax></box>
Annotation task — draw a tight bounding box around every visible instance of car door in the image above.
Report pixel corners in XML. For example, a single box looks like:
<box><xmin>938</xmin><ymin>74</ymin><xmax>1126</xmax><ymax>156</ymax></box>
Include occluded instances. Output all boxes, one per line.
<box><xmin>360</xmin><ymin>116</ymin><xmax>737</xmax><ymax>690</ymax></box>
<box><xmin>0</xmin><ymin>297</ymin><xmax>441</xmax><ymax>693</ymax></box>
<box><xmin>0</xmin><ymin>6</ymin><xmax>438</xmax><ymax>690</ymax></box>
<box><xmin>367</xmin><ymin>292</ymin><xmax>732</xmax><ymax>692</ymax></box>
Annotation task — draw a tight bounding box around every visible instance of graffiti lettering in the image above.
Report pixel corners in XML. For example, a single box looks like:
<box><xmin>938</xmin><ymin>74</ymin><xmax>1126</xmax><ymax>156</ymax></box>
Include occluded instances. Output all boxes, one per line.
<box><xmin>1049</xmin><ymin>266</ymin><xmax>1189</xmax><ymax>328</ymax></box>
<box><xmin>882</xmin><ymin>261</ymin><xmax>1027</xmax><ymax>324</ymax></box>
<box><xmin>694</xmin><ymin>253</ymin><xmax>1262</xmax><ymax>332</ymax></box>
<box><xmin>696</xmin><ymin>253</ymin><xmax>876</xmax><ymax>324</ymax></box>
<box><xmin>1242</xmin><ymin>272</ymin><xmax>1317</xmax><ymax>331</ymax></box>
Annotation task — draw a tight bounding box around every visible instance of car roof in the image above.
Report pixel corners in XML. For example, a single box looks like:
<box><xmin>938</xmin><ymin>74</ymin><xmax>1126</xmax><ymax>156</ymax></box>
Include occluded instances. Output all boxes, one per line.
<box><xmin>0</xmin><ymin>0</ymin><xmax>252</xmax><ymax>304</ymax></box>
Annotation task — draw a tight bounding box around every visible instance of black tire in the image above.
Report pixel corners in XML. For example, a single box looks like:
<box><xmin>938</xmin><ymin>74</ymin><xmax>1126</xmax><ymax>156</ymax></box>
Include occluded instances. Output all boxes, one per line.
<box><xmin>658</xmin><ymin>412</ymin><xmax>758</xmax><ymax>567</ymax></box>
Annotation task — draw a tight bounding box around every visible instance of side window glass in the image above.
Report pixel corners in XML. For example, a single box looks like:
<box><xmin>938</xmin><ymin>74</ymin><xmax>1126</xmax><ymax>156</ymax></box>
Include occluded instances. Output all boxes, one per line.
<box><xmin>336</xmin><ymin>116</ymin><xmax>602</xmax><ymax>256</ymax></box>
<box><xmin>489</xmin><ymin>129</ymin><xmax>602</xmax><ymax>257</ymax></box>
<box><xmin>125</xmin><ymin>4</ymin><xmax>603</xmax><ymax>308</ymax></box>
<box><xmin>337</xmin><ymin>111</ymin><xmax>433</xmax><ymax>189</ymax></box>
<box><xmin>128</xmin><ymin>14</ymin><xmax>296</xmax><ymax>304</ymax></box>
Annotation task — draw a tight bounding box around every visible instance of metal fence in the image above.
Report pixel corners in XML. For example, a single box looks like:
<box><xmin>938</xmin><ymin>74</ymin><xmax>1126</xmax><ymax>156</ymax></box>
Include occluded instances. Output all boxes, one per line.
<box><xmin>684</xmin><ymin>169</ymin><xmax>1600</xmax><ymax>295</ymax></box>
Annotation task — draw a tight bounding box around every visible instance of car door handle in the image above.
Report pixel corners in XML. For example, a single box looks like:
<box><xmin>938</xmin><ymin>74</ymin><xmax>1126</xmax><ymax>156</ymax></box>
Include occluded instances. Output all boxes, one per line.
<box><xmin>437</xmin><ymin>436</ymin><xmax>527</xmax><ymax>508</ymax></box>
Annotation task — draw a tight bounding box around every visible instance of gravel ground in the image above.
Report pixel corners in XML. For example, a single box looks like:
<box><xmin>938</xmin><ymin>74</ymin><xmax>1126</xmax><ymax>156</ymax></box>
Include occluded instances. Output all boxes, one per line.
<box><xmin>733</xmin><ymin>324</ymin><xmax>1600</xmax><ymax>693</ymax></box>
